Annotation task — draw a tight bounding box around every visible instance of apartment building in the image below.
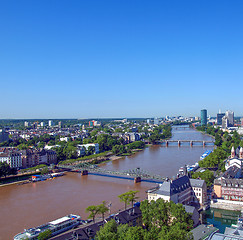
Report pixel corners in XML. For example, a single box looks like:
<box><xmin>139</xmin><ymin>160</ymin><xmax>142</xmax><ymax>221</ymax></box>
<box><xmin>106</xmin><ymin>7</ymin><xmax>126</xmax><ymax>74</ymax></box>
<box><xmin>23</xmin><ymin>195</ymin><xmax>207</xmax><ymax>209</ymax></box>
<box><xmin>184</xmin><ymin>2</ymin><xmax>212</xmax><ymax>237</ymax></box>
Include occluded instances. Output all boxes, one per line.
<box><xmin>0</xmin><ymin>148</ymin><xmax>22</xmax><ymax>168</ymax></box>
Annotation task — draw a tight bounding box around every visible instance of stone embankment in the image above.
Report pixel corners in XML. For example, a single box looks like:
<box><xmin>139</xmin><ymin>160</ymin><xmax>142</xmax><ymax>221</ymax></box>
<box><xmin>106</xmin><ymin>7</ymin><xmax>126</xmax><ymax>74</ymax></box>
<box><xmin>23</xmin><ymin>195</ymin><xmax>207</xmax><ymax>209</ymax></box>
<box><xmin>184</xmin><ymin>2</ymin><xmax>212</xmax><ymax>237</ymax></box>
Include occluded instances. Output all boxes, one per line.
<box><xmin>211</xmin><ymin>199</ymin><xmax>243</xmax><ymax>211</ymax></box>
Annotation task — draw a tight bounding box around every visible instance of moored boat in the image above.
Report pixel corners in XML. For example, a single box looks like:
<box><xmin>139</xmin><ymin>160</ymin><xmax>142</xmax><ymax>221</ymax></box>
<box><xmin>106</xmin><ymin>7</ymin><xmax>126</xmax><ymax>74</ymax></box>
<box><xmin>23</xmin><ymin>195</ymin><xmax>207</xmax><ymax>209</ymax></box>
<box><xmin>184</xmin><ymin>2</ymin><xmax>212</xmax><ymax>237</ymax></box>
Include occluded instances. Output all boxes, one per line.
<box><xmin>13</xmin><ymin>214</ymin><xmax>81</xmax><ymax>240</ymax></box>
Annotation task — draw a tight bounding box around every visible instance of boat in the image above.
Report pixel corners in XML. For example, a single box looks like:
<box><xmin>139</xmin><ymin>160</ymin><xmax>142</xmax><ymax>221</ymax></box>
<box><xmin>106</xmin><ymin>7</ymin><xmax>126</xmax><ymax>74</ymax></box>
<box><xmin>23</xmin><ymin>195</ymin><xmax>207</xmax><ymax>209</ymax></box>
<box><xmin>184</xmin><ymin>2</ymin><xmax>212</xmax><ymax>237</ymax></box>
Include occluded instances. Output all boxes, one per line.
<box><xmin>200</xmin><ymin>150</ymin><xmax>212</xmax><ymax>160</ymax></box>
<box><xmin>14</xmin><ymin>214</ymin><xmax>81</xmax><ymax>240</ymax></box>
<box><xmin>31</xmin><ymin>174</ymin><xmax>51</xmax><ymax>182</ymax></box>
<box><xmin>178</xmin><ymin>163</ymin><xmax>199</xmax><ymax>175</ymax></box>
<box><xmin>51</xmin><ymin>172</ymin><xmax>64</xmax><ymax>178</ymax></box>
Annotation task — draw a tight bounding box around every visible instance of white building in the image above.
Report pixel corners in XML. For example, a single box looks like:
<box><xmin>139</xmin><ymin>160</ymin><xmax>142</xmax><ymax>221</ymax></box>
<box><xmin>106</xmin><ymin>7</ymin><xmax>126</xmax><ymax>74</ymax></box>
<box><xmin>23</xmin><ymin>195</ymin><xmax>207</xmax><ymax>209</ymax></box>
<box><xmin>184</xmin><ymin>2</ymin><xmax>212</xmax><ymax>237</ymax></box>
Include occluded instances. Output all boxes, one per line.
<box><xmin>222</xmin><ymin>116</ymin><xmax>229</xmax><ymax>129</ymax></box>
<box><xmin>225</xmin><ymin>146</ymin><xmax>243</xmax><ymax>177</ymax></box>
<box><xmin>0</xmin><ymin>151</ymin><xmax>22</xmax><ymax>168</ymax></box>
<box><xmin>40</xmin><ymin>122</ymin><xmax>45</xmax><ymax>127</ymax></box>
<box><xmin>154</xmin><ymin>117</ymin><xmax>159</xmax><ymax>125</ymax></box>
<box><xmin>225</xmin><ymin>110</ymin><xmax>234</xmax><ymax>126</ymax></box>
<box><xmin>24</xmin><ymin>121</ymin><xmax>29</xmax><ymax>127</ymax></box>
<box><xmin>49</xmin><ymin>120</ymin><xmax>54</xmax><ymax>127</ymax></box>
<box><xmin>77</xmin><ymin>143</ymin><xmax>99</xmax><ymax>156</ymax></box>
<box><xmin>190</xmin><ymin>178</ymin><xmax>207</xmax><ymax>206</ymax></box>
<box><xmin>60</xmin><ymin>137</ymin><xmax>70</xmax><ymax>142</ymax></box>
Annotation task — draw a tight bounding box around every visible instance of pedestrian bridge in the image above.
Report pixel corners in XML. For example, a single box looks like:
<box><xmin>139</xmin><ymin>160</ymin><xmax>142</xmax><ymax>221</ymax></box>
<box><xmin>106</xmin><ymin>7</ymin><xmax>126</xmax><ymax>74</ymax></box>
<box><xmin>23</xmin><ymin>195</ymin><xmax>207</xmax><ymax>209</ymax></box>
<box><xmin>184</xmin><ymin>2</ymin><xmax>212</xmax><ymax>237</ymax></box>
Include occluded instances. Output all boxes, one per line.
<box><xmin>58</xmin><ymin>164</ymin><xmax>165</xmax><ymax>184</ymax></box>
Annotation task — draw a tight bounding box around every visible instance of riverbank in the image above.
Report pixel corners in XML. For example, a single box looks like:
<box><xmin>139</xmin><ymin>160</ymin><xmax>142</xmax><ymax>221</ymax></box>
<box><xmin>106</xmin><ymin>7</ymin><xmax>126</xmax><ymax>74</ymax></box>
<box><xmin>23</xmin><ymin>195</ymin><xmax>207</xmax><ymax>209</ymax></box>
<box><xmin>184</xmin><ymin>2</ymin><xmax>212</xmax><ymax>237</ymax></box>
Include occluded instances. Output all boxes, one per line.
<box><xmin>210</xmin><ymin>199</ymin><xmax>243</xmax><ymax>211</ymax></box>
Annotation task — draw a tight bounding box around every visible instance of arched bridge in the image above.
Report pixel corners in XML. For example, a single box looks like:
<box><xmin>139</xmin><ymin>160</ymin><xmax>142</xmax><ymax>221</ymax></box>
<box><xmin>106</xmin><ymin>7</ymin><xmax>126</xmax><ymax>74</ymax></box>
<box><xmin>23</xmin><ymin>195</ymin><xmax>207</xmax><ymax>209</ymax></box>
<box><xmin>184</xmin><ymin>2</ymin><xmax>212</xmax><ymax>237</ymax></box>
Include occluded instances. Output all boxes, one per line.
<box><xmin>158</xmin><ymin>140</ymin><xmax>214</xmax><ymax>147</ymax></box>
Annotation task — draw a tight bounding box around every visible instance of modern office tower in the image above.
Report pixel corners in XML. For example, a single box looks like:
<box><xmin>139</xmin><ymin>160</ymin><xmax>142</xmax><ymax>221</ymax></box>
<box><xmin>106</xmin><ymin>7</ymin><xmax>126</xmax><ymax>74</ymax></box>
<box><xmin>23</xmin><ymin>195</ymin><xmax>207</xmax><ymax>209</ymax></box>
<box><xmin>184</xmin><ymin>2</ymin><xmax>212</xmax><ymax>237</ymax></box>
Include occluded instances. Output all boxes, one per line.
<box><xmin>217</xmin><ymin>113</ymin><xmax>225</xmax><ymax>125</ymax></box>
<box><xmin>147</xmin><ymin>119</ymin><xmax>151</xmax><ymax>124</ymax></box>
<box><xmin>58</xmin><ymin>121</ymin><xmax>62</xmax><ymax>128</ymax></box>
<box><xmin>40</xmin><ymin>122</ymin><xmax>45</xmax><ymax>127</ymax></box>
<box><xmin>201</xmin><ymin>109</ymin><xmax>207</xmax><ymax>126</ymax></box>
<box><xmin>222</xmin><ymin>116</ymin><xmax>229</xmax><ymax>129</ymax></box>
<box><xmin>225</xmin><ymin>110</ymin><xmax>234</xmax><ymax>126</ymax></box>
<box><xmin>154</xmin><ymin>117</ymin><xmax>159</xmax><ymax>125</ymax></box>
<box><xmin>24</xmin><ymin>121</ymin><xmax>29</xmax><ymax>127</ymax></box>
<box><xmin>48</xmin><ymin>120</ymin><xmax>54</xmax><ymax>127</ymax></box>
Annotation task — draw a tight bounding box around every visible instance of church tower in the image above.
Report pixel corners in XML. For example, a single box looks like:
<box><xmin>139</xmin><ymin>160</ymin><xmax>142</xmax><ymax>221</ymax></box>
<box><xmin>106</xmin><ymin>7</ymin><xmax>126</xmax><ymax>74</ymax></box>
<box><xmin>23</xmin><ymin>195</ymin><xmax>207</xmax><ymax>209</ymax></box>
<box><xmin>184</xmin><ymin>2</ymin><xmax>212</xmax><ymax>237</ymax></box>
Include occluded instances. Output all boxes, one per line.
<box><xmin>239</xmin><ymin>147</ymin><xmax>243</xmax><ymax>159</ymax></box>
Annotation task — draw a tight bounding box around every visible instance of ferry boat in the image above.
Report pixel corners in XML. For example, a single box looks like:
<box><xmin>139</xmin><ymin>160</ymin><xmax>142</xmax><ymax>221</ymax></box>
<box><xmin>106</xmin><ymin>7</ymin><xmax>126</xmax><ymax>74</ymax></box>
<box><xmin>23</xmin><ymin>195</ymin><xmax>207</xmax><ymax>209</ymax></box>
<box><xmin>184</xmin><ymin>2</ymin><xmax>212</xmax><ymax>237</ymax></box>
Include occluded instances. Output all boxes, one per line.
<box><xmin>14</xmin><ymin>214</ymin><xmax>81</xmax><ymax>240</ymax></box>
<box><xmin>200</xmin><ymin>150</ymin><xmax>212</xmax><ymax>160</ymax></box>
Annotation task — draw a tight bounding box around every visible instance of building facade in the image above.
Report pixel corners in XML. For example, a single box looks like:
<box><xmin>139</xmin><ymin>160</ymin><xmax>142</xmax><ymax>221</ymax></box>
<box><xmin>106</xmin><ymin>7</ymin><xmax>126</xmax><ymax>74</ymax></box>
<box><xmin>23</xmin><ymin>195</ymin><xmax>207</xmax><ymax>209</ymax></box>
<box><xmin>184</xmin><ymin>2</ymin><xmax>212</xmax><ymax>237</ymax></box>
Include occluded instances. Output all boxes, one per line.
<box><xmin>0</xmin><ymin>148</ymin><xmax>22</xmax><ymax>168</ymax></box>
<box><xmin>225</xmin><ymin>110</ymin><xmax>234</xmax><ymax>126</ymax></box>
<box><xmin>201</xmin><ymin>109</ymin><xmax>207</xmax><ymax>126</ymax></box>
<box><xmin>214</xmin><ymin>178</ymin><xmax>243</xmax><ymax>201</ymax></box>
<box><xmin>147</xmin><ymin>176</ymin><xmax>207</xmax><ymax>207</ymax></box>
<box><xmin>217</xmin><ymin>113</ymin><xmax>225</xmax><ymax>125</ymax></box>
<box><xmin>77</xmin><ymin>143</ymin><xmax>99</xmax><ymax>156</ymax></box>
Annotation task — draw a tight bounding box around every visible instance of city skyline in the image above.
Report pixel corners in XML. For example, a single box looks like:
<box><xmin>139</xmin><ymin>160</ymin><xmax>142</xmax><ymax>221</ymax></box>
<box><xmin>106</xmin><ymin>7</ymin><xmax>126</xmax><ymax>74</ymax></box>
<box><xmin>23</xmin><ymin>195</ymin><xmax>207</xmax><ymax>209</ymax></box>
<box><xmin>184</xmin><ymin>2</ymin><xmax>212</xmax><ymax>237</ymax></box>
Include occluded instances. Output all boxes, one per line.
<box><xmin>1</xmin><ymin>1</ymin><xmax>243</xmax><ymax>118</ymax></box>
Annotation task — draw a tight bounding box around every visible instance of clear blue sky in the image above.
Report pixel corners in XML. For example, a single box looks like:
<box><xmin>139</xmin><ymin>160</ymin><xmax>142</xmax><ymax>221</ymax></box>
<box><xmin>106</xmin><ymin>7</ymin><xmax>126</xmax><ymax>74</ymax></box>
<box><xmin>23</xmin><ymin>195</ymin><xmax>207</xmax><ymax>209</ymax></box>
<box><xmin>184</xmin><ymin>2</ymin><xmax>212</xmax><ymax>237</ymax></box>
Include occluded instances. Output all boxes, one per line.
<box><xmin>1</xmin><ymin>0</ymin><xmax>243</xmax><ymax>119</ymax></box>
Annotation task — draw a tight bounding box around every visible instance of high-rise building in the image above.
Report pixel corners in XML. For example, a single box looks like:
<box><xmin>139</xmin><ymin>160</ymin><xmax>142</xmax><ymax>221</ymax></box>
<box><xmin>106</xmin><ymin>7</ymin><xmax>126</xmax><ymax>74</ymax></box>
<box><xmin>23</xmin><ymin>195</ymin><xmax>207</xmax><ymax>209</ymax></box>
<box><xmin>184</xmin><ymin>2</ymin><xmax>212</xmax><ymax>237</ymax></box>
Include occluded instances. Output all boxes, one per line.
<box><xmin>217</xmin><ymin>113</ymin><xmax>225</xmax><ymax>125</ymax></box>
<box><xmin>58</xmin><ymin>121</ymin><xmax>62</xmax><ymax>128</ymax></box>
<box><xmin>201</xmin><ymin>109</ymin><xmax>207</xmax><ymax>126</ymax></box>
<box><xmin>225</xmin><ymin>110</ymin><xmax>234</xmax><ymax>126</ymax></box>
<box><xmin>222</xmin><ymin>116</ymin><xmax>229</xmax><ymax>129</ymax></box>
<box><xmin>24</xmin><ymin>121</ymin><xmax>29</xmax><ymax>127</ymax></box>
<box><xmin>154</xmin><ymin>117</ymin><xmax>159</xmax><ymax>125</ymax></box>
<box><xmin>48</xmin><ymin>120</ymin><xmax>54</xmax><ymax>127</ymax></box>
<box><xmin>241</xmin><ymin>118</ymin><xmax>243</xmax><ymax>127</ymax></box>
<box><xmin>40</xmin><ymin>122</ymin><xmax>45</xmax><ymax>127</ymax></box>
<box><xmin>147</xmin><ymin>119</ymin><xmax>151</xmax><ymax>124</ymax></box>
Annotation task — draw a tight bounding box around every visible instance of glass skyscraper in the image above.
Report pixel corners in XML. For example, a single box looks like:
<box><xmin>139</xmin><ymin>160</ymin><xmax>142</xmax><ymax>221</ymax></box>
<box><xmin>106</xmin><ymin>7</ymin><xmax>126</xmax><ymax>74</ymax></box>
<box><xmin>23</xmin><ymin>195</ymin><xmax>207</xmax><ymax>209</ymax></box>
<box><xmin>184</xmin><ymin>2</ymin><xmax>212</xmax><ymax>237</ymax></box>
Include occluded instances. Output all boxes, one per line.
<box><xmin>201</xmin><ymin>109</ymin><xmax>207</xmax><ymax>126</ymax></box>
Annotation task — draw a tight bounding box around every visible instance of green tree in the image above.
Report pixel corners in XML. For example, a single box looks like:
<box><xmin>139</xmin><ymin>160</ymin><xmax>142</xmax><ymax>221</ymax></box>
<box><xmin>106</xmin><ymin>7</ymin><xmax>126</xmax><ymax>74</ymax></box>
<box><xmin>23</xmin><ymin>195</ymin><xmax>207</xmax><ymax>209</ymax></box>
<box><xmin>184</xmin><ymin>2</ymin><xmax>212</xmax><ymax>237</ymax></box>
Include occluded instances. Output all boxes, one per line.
<box><xmin>97</xmin><ymin>201</ymin><xmax>109</xmax><ymax>223</ymax></box>
<box><xmin>40</xmin><ymin>167</ymin><xmax>49</xmax><ymax>175</ymax></box>
<box><xmin>86</xmin><ymin>205</ymin><xmax>99</xmax><ymax>223</ymax></box>
<box><xmin>0</xmin><ymin>162</ymin><xmax>11</xmax><ymax>178</ymax></box>
<box><xmin>192</xmin><ymin>169</ymin><xmax>215</xmax><ymax>187</ymax></box>
<box><xmin>95</xmin><ymin>219</ymin><xmax>118</xmax><ymax>240</ymax></box>
<box><xmin>128</xmin><ymin>190</ymin><xmax>139</xmax><ymax>206</ymax></box>
<box><xmin>118</xmin><ymin>192</ymin><xmax>132</xmax><ymax>210</ymax></box>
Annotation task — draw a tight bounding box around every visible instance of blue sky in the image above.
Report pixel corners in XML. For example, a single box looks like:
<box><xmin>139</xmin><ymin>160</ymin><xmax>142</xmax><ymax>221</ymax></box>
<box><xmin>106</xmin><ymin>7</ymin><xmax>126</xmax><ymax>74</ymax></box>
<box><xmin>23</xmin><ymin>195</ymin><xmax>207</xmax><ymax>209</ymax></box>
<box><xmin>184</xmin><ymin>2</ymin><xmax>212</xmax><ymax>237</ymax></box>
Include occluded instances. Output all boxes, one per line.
<box><xmin>0</xmin><ymin>0</ymin><xmax>243</xmax><ymax>119</ymax></box>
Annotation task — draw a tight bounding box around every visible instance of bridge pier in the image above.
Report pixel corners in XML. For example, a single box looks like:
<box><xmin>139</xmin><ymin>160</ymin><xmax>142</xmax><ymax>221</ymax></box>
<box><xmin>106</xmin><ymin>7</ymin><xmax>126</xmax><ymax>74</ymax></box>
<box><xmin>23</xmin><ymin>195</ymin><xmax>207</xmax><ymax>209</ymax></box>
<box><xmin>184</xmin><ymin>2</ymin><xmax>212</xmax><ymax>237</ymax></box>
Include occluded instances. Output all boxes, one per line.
<box><xmin>166</xmin><ymin>141</ymin><xmax>168</xmax><ymax>147</ymax></box>
<box><xmin>81</xmin><ymin>170</ymin><xmax>88</xmax><ymax>176</ymax></box>
<box><xmin>178</xmin><ymin>141</ymin><xmax>181</xmax><ymax>147</ymax></box>
<box><xmin>134</xmin><ymin>177</ymin><xmax>141</xmax><ymax>183</ymax></box>
<box><xmin>203</xmin><ymin>141</ymin><xmax>205</xmax><ymax>147</ymax></box>
<box><xmin>190</xmin><ymin>141</ymin><xmax>193</xmax><ymax>147</ymax></box>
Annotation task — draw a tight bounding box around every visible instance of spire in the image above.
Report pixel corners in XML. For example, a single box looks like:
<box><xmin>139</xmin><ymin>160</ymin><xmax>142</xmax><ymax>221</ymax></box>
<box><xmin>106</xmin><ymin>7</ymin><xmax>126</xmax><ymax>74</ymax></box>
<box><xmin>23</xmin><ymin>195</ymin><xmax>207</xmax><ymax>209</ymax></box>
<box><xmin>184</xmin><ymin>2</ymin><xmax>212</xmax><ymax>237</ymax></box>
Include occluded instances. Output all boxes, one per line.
<box><xmin>240</xmin><ymin>147</ymin><xmax>243</xmax><ymax>159</ymax></box>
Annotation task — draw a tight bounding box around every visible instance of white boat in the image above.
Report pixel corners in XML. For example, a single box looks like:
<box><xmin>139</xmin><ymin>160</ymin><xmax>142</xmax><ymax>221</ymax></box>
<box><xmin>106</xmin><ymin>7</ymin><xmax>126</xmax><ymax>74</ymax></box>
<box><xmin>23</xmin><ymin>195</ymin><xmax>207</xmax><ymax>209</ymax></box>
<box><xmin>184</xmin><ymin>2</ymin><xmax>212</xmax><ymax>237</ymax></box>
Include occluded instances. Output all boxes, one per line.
<box><xmin>14</xmin><ymin>214</ymin><xmax>81</xmax><ymax>240</ymax></box>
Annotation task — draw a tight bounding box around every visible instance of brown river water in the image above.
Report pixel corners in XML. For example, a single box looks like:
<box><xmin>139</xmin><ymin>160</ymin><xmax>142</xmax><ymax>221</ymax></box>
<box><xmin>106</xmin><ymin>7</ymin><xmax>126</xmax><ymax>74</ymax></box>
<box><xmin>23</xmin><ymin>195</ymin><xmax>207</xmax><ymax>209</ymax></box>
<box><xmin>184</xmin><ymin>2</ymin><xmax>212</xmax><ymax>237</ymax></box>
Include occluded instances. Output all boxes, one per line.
<box><xmin>0</xmin><ymin>126</ymin><xmax>214</xmax><ymax>239</ymax></box>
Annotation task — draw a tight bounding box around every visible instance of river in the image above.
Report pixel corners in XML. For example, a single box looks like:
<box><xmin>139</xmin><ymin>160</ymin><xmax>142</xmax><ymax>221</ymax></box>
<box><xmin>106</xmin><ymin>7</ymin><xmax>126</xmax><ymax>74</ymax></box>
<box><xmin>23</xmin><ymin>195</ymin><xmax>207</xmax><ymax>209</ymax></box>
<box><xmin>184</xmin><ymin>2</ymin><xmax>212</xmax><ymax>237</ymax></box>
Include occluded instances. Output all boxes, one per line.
<box><xmin>0</xmin><ymin>126</ymin><xmax>215</xmax><ymax>239</ymax></box>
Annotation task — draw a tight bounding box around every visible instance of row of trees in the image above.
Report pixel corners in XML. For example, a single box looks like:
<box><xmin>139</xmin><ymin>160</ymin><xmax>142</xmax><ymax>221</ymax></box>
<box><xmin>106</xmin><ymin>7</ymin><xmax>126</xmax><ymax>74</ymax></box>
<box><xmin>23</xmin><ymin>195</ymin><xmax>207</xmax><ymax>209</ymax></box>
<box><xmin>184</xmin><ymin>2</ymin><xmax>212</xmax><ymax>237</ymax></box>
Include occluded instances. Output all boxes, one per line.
<box><xmin>112</xmin><ymin>141</ymin><xmax>145</xmax><ymax>155</ymax></box>
<box><xmin>195</xmin><ymin>125</ymin><xmax>243</xmax><ymax>187</ymax></box>
<box><xmin>95</xmin><ymin>198</ymin><xmax>193</xmax><ymax>240</ymax></box>
<box><xmin>86</xmin><ymin>201</ymin><xmax>109</xmax><ymax>223</ymax></box>
<box><xmin>148</xmin><ymin>125</ymin><xmax>172</xmax><ymax>144</ymax></box>
<box><xmin>197</xmin><ymin>125</ymin><xmax>242</xmax><ymax>170</ymax></box>
<box><xmin>86</xmin><ymin>191</ymin><xmax>139</xmax><ymax>223</ymax></box>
